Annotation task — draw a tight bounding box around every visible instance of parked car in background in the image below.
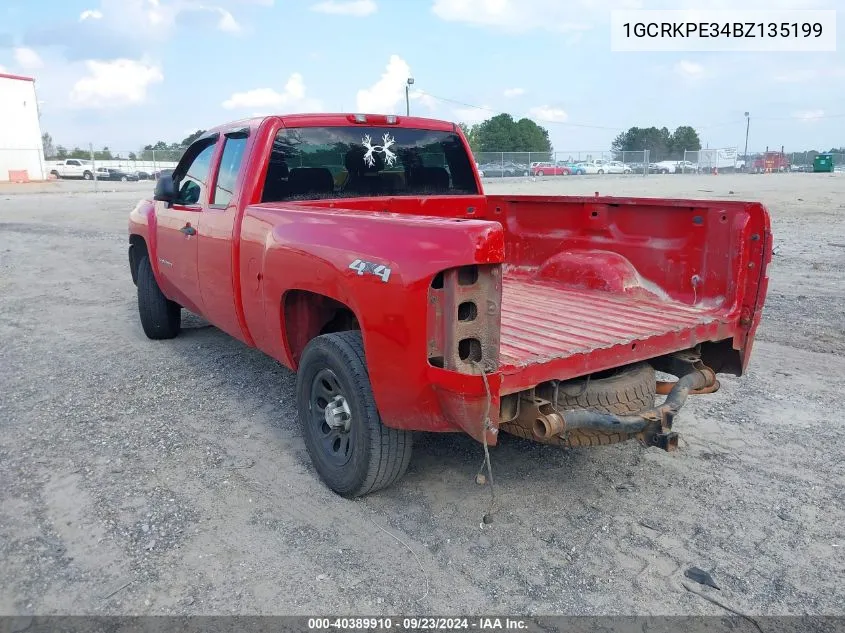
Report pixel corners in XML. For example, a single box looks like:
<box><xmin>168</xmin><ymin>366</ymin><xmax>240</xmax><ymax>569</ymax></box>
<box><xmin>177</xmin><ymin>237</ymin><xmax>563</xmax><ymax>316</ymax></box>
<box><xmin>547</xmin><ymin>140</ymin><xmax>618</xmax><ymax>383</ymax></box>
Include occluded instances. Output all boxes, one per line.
<box><xmin>653</xmin><ymin>161</ymin><xmax>679</xmax><ymax>174</ymax></box>
<box><xmin>481</xmin><ymin>162</ymin><xmax>529</xmax><ymax>178</ymax></box>
<box><xmin>605</xmin><ymin>161</ymin><xmax>632</xmax><ymax>174</ymax></box>
<box><xmin>136</xmin><ymin>170</ymin><xmax>152</xmax><ymax>180</ymax></box>
<box><xmin>626</xmin><ymin>163</ymin><xmax>651</xmax><ymax>174</ymax></box>
<box><xmin>531</xmin><ymin>163</ymin><xmax>571</xmax><ymax>176</ymax></box>
<box><xmin>675</xmin><ymin>160</ymin><xmax>699</xmax><ymax>174</ymax></box>
<box><xmin>152</xmin><ymin>168</ymin><xmax>175</xmax><ymax>181</ymax></box>
<box><xmin>505</xmin><ymin>162</ymin><xmax>530</xmax><ymax>177</ymax></box>
<box><xmin>560</xmin><ymin>162</ymin><xmax>586</xmax><ymax>175</ymax></box>
<box><xmin>96</xmin><ymin>168</ymin><xmax>139</xmax><ymax>182</ymax></box>
<box><xmin>48</xmin><ymin>159</ymin><xmax>95</xmax><ymax>180</ymax></box>
<box><xmin>580</xmin><ymin>160</ymin><xmax>609</xmax><ymax>174</ymax></box>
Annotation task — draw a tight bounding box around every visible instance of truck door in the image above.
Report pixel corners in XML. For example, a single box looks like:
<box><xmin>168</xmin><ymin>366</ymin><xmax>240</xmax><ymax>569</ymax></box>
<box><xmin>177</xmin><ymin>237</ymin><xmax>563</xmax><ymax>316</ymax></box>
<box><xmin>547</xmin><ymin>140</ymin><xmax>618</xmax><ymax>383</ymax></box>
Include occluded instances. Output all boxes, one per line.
<box><xmin>197</xmin><ymin>130</ymin><xmax>251</xmax><ymax>342</ymax></box>
<box><xmin>154</xmin><ymin>137</ymin><xmax>218</xmax><ymax>316</ymax></box>
<box><xmin>65</xmin><ymin>159</ymin><xmax>81</xmax><ymax>178</ymax></box>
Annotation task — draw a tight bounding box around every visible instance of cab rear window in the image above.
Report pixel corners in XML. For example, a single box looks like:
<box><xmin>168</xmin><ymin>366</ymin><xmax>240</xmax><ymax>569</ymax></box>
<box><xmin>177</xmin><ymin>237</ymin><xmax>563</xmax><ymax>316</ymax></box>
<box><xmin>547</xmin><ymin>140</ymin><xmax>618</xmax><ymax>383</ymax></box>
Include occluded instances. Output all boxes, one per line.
<box><xmin>260</xmin><ymin>126</ymin><xmax>478</xmax><ymax>202</ymax></box>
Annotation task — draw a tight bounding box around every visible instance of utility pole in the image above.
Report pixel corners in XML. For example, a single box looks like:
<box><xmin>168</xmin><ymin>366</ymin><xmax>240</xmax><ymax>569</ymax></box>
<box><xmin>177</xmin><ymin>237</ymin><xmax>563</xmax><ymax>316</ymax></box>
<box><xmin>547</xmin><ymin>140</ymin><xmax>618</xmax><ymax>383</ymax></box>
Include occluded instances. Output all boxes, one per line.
<box><xmin>743</xmin><ymin>111</ymin><xmax>750</xmax><ymax>166</ymax></box>
<box><xmin>405</xmin><ymin>77</ymin><xmax>414</xmax><ymax>116</ymax></box>
<box><xmin>89</xmin><ymin>143</ymin><xmax>98</xmax><ymax>193</ymax></box>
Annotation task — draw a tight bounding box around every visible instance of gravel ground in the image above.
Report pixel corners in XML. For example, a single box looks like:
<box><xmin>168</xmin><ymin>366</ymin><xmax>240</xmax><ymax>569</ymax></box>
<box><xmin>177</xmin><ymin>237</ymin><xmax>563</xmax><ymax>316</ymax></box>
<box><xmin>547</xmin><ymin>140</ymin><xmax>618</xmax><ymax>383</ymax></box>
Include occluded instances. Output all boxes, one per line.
<box><xmin>1</xmin><ymin>173</ymin><xmax>843</xmax><ymax>617</ymax></box>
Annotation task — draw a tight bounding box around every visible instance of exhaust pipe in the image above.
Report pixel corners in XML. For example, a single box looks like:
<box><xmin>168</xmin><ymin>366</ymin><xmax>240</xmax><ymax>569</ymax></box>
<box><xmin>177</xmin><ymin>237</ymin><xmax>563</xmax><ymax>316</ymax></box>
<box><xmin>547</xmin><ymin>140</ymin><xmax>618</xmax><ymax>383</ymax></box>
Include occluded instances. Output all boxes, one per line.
<box><xmin>532</xmin><ymin>411</ymin><xmax>565</xmax><ymax>440</ymax></box>
<box><xmin>552</xmin><ymin>365</ymin><xmax>717</xmax><ymax>436</ymax></box>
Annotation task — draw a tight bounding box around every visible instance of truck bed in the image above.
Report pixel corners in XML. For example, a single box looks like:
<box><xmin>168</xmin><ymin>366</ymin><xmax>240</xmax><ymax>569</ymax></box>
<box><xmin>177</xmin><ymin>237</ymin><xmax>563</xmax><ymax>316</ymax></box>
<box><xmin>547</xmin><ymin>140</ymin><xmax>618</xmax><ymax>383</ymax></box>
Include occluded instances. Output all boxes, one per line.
<box><xmin>498</xmin><ymin>275</ymin><xmax>734</xmax><ymax>392</ymax></box>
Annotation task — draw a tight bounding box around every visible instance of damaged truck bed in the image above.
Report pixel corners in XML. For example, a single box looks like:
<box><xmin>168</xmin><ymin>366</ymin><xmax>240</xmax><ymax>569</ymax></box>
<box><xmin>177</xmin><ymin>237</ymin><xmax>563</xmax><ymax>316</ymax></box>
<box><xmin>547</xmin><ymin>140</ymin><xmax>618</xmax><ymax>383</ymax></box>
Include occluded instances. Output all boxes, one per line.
<box><xmin>129</xmin><ymin>113</ymin><xmax>771</xmax><ymax>496</ymax></box>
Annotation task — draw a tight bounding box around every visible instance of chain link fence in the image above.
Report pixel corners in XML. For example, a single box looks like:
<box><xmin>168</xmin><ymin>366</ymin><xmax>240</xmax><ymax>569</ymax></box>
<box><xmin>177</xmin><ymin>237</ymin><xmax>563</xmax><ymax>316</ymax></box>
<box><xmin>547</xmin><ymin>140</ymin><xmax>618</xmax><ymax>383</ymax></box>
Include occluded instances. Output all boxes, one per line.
<box><xmin>3</xmin><ymin>142</ymin><xmax>843</xmax><ymax>184</ymax></box>
<box><xmin>473</xmin><ymin>150</ymin><xmax>654</xmax><ymax>177</ymax></box>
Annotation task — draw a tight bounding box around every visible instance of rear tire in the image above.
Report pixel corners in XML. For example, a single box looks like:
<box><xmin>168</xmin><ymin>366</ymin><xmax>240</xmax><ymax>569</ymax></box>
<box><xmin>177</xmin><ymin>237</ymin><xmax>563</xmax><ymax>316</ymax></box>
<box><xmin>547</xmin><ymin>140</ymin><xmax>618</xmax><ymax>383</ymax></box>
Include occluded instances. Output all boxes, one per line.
<box><xmin>83</xmin><ymin>171</ymin><xmax>92</xmax><ymax>180</ymax></box>
<box><xmin>557</xmin><ymin>363</ymin><xmax>655</xmax><ymax>447</ymax></box>
<box><xmin>136</xmin><ymin>255</ymin><xmax>181</xmax><ymax>339</ymax></box>
<box><xmin>598</xmin><ymin>169</ymin><xmax>604</xmax><ymax>174</ymax></box>
<box><xmin>297</xmin><ymin>331</ymin><xmax>412</xmax><ymax>497</ymax></box>
<box><xmin>501</xmin><ymin>363</ymin><xmax>655</xmax><ymax>448</ymax></box>
<box><xmin>537</xmin><ymin>170</ymin><xmax>544</xmax><ymax>177</ymax></box>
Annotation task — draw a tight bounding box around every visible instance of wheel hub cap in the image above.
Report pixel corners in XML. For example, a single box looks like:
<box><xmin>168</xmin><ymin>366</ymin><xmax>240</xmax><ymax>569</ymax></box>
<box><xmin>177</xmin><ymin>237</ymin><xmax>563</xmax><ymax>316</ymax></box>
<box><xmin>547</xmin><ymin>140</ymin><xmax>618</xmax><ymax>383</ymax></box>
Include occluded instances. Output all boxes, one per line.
<box><xmin>324</xmin><ymin>394</ymin><xmax>352</xmax><ymax>432</ymax></box>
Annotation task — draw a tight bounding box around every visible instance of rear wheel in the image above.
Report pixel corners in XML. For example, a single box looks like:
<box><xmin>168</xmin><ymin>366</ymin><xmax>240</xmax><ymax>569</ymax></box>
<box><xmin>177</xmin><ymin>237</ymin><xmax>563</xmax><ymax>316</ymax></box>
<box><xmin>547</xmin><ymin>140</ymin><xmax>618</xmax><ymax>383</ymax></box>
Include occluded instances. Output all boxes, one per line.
<box><xmin>537</xmin><ymin>170</ymin><xmax>545</xmax><ymax>177</ymax></box>
<box><xmin>297</xmin><ymin>331</ymin><xmax>413</xmax><ymax>497</ymax></box>
<box><xmin>597</xmin><ymin>169</ymin><xmax>604</xmax><ymax>174</ymax></box>
<box><xmin>83</xmin><ymin>171</ymin><xmax>93</xmax><ymax>180</ymax></box>
<box><xmin>121</xmin><ymin>176</ymin><xmax>128</xmax><ymax>182</ymax></box>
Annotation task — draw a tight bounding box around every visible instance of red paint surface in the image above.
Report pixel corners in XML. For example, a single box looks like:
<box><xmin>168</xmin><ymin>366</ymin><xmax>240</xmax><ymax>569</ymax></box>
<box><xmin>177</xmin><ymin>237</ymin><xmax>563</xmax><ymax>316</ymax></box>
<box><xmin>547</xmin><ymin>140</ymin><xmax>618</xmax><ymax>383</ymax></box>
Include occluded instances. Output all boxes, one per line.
<box><xmin>0</xmin><ymin>72</ymin><xmax>35</xmax><ymax>82</ymax></box>
<box><xmin>129</xmin><ymin>114</ymin><xmax>772</xmax><ymax>445</ymax></box>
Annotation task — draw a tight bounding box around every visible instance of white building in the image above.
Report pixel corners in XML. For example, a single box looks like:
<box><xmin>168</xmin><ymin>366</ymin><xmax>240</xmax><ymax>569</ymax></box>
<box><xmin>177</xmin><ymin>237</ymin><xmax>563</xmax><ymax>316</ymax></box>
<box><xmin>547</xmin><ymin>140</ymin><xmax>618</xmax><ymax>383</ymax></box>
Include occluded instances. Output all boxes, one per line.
<box><xmin>0</xmin><ymin>72</ymin><xmax>46</xmax><ymax>182</ymax></box>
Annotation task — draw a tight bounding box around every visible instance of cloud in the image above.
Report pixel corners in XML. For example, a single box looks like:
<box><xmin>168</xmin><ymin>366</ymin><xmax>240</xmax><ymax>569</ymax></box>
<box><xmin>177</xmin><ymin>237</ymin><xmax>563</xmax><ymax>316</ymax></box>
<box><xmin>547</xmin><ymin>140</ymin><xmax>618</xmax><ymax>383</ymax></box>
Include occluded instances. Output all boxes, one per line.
<box><xmin>70</xmin><ymin>58</ymin><xmax>163</xmax><ymax>108</ymax></box>
<box><xmin>356</xmin><ymin>55</ymin><xmax>414</xmax><ymax>113</ymax></box>
<box><xmin>674</xmin><ymin>60</ymin><xmax>704</xmax><ymax>78</ymax></box>
<box><xmin>774</xmin><ymin>67</ymin><xmax>845</xmax><ymax>83</ymax></box>
<box><xmin>0</xmin><ymin>65</ymin><xmax>7</xmax><ymax>73</ymax></box>
<box><xmin>794</xmin><ymin>110</ymin><xmax>824</xmax><ymax>122</ymax></box>
<box><xmin>26</xmin><ymin>0</ymin><xmax>242</xmax><ymax>61</ymax></box>
<box><xmin>222</xmin><ymin>73</ymin><xmax>322</xmax><ymax>112</ymax></box>
<box><xmin>79</xmin><ymin>9</ymin><xmax>104</xmax><ymax>20</ymax></box>
<box><xmin>432</xmin><ymin>0</ymin><xmax>611</xmax><ymax>33</ymax></box>
<box><xmin>310</xmin><ymin>0</ymin><xmax>377</xmax><ymax>16</ymax></box>
<box><xmin>503</xmin><ymin>87</ymin><xmax>525</xmax><ymax>98</ymax></box>
<box><xmin>453</xmin><ymin>106</ymin><xmax>490</xmax><ymax>124</ymax></box>
<box><xmin>528</xmin><ymin>106</ymin><xmax>568</xmax><ymax>123</ymax></box>
<box><xmin>409</xmin><ymin>89</ymin><xmax>437</xmax><ymax>111</ymax></box>
<box><xmin>14</xmin><ymin>47</ymin><xmax>44</xmax><ymax>70</ymax></box>
<box><xmin>175</xmin><ymin>6</ymin><xmax>241</xmax><ymax>33</ymax></box>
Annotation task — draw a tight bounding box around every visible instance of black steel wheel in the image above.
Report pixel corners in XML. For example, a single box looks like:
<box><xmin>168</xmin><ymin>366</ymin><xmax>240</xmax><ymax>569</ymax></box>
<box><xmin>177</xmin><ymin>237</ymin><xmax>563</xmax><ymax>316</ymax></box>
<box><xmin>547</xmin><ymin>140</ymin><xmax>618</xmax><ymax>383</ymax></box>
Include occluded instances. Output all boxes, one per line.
<box><xmin>309</xmin><ymin>368</ymin><xmax>355</xmax><ymax>468</ymax></box>
<box><xmin>296</xmin><ymin>331</ymin><xmax>412</xmax><ymax>497</ymax></box>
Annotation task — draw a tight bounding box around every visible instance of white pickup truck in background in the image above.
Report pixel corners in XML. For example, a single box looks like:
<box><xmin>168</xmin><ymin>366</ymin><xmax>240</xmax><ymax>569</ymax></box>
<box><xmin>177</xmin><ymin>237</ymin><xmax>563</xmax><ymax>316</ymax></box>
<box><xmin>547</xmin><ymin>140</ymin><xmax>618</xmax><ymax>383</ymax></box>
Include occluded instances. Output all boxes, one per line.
<box><xmin>48</xmin><ymin>159</ymin><xmax>95</xmax><ymax>180</ymax></box>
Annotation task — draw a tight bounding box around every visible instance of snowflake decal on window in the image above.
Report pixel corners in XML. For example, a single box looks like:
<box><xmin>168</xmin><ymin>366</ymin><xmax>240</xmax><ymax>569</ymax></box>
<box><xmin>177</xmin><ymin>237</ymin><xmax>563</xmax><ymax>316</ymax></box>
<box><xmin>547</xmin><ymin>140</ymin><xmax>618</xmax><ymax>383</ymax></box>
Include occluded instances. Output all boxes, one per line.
<box><xmin>362</xmin><ymin>133</ymin><xmax>397</xmax><ymax>168</ymax></box>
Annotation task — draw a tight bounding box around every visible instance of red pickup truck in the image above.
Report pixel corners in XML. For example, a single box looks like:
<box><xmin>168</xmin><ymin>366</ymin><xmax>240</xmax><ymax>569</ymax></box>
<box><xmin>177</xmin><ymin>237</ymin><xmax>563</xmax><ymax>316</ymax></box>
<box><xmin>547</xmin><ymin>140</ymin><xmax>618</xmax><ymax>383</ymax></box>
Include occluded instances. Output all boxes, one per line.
<box><xmin>128</xmin><ymin>113</ymin><xmax>771</xmax><ymax>497</ymax></box>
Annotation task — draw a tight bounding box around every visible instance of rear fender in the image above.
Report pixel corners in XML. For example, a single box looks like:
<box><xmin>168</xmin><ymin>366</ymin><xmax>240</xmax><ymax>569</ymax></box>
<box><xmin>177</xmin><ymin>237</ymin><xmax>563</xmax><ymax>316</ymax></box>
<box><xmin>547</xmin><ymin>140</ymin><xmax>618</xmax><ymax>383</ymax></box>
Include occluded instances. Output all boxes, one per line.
<box><xmin>253</xmin><ymin>205</ymin><xmax>505</xmax><ymax>440</ymax></box>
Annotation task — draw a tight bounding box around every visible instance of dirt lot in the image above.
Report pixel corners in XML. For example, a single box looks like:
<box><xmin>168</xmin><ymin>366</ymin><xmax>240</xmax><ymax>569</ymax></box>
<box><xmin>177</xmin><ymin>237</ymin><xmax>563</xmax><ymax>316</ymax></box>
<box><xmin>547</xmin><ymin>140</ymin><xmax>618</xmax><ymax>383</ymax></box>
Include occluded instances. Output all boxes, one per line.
<box><xmin>1</xmin><ymin>173</ymin><xmax>843</xmax><ymax>617</ymax></box>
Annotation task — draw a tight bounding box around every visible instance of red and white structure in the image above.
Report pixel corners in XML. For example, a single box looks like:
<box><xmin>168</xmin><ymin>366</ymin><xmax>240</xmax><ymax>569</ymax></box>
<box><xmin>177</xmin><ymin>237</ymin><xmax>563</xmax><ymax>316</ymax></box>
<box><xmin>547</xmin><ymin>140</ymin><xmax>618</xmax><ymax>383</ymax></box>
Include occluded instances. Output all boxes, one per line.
<box><xmin>0</xmin><ymin>72</ymin><xmax>46</xmax><ymax>182</ymax></box>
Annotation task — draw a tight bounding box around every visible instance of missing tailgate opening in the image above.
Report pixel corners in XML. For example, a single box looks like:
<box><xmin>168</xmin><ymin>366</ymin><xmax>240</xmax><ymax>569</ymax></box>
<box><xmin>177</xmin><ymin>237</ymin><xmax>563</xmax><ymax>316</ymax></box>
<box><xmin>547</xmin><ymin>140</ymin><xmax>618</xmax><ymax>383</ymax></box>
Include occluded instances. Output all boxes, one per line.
<box><xmin>431</xmin><ymin>271</ymin><xmax>444</xmax><ymax>289</ymax></box>
<box><xmin>457</xmin><ymin>265</ymin><xmax>478</xmax><ymax>286</ymax></box>
<box><xmin>458</xmin><ymin>338</ymin><xmax>482</xmax><ymax>362</ymax></box>
<box><xmin>428</xmin><ymin>356</ymin><xmax>445</xmax><ymax>368</ymax></box>
<box><xmin>458</xmin><ymin>301</ymin><xmax>478</xmax><ymax>321</ymax></box>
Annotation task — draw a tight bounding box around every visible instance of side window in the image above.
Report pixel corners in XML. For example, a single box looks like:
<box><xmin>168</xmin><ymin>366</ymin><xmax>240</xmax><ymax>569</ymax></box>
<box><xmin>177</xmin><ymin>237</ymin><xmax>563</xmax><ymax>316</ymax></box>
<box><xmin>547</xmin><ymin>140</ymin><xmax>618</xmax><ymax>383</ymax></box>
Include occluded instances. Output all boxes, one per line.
<box><xmin>68</xmin><ymin>160</ymin><xmax>80</xmax><ymax>166</ymax></box>
<box><xmin>175</xmin><ymin>142</ymin><xmax>216</xmax><ymax>205</ymax></box>
<box><xmin>213</xmin><ymin>136</ymin><xmax>248</xmax><ymax>207</ymax></box>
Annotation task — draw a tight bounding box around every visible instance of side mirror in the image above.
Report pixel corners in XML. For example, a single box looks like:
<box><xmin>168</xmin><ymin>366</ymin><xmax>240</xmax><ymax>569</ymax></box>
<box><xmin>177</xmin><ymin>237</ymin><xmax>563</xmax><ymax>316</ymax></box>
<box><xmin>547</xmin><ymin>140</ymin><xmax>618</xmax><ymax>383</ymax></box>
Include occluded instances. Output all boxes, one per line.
<box><xmin>154</xmin><ymin>174</ymin><xmax>176</xmax><ymax>202</ymax></box>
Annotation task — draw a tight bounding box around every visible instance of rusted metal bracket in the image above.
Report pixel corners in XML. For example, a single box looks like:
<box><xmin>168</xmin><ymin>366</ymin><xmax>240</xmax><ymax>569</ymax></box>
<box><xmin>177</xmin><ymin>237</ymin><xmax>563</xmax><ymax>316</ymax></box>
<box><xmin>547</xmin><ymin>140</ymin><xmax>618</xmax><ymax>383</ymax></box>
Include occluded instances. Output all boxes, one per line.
<box><xmin>650</xmin><ymin>431</ymin><xmax>680</xmax><ymax>451</ymax></box>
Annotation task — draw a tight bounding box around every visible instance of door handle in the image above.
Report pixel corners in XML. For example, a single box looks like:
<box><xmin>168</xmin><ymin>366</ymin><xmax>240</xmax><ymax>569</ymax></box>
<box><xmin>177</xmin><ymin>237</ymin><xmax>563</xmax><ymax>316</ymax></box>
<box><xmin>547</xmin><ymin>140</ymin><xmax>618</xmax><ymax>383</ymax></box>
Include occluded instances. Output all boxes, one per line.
<box><xmin>179</xmin><ymin>224</ymin><xmax>197</xmax><ymax>236</ymax></box>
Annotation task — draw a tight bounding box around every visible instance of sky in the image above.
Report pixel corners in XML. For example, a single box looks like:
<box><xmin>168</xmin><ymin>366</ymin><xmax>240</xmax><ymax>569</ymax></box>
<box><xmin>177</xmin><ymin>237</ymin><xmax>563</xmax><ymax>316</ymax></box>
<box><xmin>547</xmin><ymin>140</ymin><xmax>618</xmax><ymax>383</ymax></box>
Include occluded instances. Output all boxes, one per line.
<box><xmin>0</xmin><ymin>0</ymin><xmax>842</xmax><ymax>154</ymax></box>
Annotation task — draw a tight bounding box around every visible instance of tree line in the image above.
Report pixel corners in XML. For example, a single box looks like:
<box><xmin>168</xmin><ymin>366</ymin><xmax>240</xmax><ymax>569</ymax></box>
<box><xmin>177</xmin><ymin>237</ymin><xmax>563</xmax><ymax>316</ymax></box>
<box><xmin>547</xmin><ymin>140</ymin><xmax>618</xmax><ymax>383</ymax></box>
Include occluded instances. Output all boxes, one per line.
<box><xmin>611</xmin><ymin>126</ymin><xmax>701</xmax><ymax>161</ymax></box>
<box><xmin>459</xmin><ymin>114</ymin><xmax>552</xmax><ymax>155</ymax></box>
<box><xmin>41</xmin><ymin>130</ymin><xmax>206</xmax><ymax>161</ymax></box>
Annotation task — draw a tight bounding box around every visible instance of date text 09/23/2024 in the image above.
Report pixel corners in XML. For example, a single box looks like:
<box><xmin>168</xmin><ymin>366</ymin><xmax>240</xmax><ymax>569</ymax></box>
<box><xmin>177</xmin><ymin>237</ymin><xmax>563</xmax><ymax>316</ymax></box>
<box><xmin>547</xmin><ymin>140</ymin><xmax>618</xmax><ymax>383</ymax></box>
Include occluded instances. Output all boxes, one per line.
<box><xmin>308</xmin><ymin>617</ymin><xmax>528</xmax><ymax>630</ymax></box>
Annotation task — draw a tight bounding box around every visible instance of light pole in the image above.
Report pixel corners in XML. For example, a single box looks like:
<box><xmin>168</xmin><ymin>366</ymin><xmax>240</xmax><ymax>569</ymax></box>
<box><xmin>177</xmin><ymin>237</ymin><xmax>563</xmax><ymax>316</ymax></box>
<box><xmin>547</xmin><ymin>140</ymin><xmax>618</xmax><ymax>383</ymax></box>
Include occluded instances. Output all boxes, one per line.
<box><xmin>405</xmin><ymin>77</ymin><xmax>414</xmax><ymax>116</ymax></box>
<box><xmin>743</xmin><ymin>111</ymin><xmax>750</xmax><ymax>167</ymax></box>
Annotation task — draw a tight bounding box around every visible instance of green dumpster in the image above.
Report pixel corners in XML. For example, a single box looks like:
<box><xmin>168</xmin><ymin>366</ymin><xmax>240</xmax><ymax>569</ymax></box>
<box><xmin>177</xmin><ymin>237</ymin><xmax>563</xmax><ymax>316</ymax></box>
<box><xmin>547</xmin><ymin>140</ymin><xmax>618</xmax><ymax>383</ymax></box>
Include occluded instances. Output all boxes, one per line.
<box><xmin>813</xmin><ymin>153</ymin><xmax>834</xmax><ymax>173</ymax></box>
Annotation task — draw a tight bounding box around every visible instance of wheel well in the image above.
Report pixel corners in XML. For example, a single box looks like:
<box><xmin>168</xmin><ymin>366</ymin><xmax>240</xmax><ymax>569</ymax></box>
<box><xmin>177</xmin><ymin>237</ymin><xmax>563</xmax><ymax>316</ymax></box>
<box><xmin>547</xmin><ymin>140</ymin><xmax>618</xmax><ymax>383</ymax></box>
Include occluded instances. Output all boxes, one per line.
<box><xmin>129</xmin><ymin>235</ymin><xmax>148</xmax><ymax>285</ymax></box>
<box><xmin>283</xmin><ymin>290</ymin><xmax>360</xmax><ymax>366</ymax></box>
